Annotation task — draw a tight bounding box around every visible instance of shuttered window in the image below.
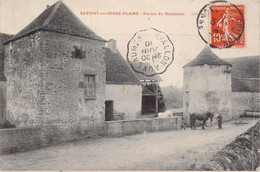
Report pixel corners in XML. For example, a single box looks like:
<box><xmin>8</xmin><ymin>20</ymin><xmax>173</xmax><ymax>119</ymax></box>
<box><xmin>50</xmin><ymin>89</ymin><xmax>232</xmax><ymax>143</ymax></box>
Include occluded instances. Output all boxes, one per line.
<box><xmin>84</xmin><ymin>75</ymin><xmax>96</xmax><ymax>99</ymax></box>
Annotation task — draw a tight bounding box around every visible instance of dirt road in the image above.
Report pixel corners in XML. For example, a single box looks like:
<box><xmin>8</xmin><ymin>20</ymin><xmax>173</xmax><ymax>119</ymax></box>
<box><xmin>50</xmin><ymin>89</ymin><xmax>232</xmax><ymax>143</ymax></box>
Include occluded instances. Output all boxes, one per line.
<box><xmin>0</xmin><ymin>118</ymin><xmax>258</xmax><ymax>171</ymax></box>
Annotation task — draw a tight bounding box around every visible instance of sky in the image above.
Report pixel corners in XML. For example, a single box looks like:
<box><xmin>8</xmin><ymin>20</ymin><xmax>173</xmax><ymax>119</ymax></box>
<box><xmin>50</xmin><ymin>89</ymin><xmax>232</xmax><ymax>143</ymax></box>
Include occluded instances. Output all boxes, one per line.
<box><xmin>0</xmin><ymin>0</ymin><xmax>259</xmax><ymax>87</ymax></box>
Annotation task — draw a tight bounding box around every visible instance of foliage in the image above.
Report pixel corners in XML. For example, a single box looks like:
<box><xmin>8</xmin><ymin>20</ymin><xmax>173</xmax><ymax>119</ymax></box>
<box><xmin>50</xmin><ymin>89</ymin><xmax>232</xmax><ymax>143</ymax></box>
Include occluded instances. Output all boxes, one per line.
<box><xmin>161</xmin><ymin>85</ymin><xmax>183</xmax><ymax>109</ymax></box>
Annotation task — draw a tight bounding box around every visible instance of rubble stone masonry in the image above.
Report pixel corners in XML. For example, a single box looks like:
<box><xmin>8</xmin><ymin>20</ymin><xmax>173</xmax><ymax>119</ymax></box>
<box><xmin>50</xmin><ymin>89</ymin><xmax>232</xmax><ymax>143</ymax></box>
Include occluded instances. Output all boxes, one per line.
<box><xmin>183</xmin><ymin>65</ymin><xmax>232</xmax><ymax>123</ymax></box>
<box><xmin>4</xmin><ymin>31</ymin><xmax>106</xmax><ymax>135</ymax></box>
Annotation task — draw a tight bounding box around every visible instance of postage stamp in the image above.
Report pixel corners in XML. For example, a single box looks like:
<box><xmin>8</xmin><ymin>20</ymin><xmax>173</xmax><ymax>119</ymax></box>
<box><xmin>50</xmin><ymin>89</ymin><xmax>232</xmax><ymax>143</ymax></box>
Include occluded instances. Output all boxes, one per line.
<box><xmin>197</xmin><ymin>1</ymin><xmax>245</xmax><ymax>48</ymax></box>
<box><xmin>127</xmin><ymin>28</ymin><xmax>174</xmax><ymax>76</ymax></box>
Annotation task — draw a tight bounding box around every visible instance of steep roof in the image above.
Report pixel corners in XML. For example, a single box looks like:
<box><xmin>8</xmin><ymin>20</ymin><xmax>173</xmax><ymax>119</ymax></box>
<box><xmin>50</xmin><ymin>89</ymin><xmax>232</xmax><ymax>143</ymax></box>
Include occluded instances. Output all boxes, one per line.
<box><xmin>226</xmin><ymin>55</ymin><xmax>260</xmax><ymax>92</ymax></box>
<box><xmin>130</xmin><ymin>62</ymin><xmax>163</xmax><ymax>81</ymax></box>
<box><xmin>134</xmin><ymin>70</ymin><xmax>163</xmax><ymax>81</ymax></box>
<box><xmin>104</xmin><ymin>48</ymin><xmax>140</xmax><ymax>85</ymax></box>
<box><xmin>0</xmin><ymin>33</ymin><xmax>13</xmax><ymax>81</ymax></box>
<box><xmin>224</xmin><ymin>56</ymin><xmax>260</xmax><ymax>78</ymax></box>
<box><xmin>184</xmin><ymin>46</ymin><xmax>231</xmax><ymax>67</ymax></box>
<box><xmin>232</xmin><ymin>77</ymin><xmax>259</xmax><ymax>92</ymax></box>
<box><xmin>5</xmin><ymin>0</ymin><xmax>105</xmax><ymax>44</ymax></box>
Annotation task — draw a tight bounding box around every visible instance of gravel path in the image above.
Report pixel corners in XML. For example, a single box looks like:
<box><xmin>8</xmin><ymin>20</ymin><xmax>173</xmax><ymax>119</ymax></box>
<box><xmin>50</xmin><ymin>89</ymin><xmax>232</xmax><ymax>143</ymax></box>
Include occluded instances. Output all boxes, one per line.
<box><xmin>0</xmin><ymin>118</ymin><xmax>258</xmax><ymax>171</ymax></box>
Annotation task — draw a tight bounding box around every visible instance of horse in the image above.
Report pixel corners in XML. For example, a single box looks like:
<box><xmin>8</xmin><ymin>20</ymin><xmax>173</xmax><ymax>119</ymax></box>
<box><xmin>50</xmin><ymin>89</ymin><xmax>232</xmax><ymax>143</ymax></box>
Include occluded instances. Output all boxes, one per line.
<box><xmin>189</xmin><ymin>112</ymin><xmax>214</xmax><ymax>130</ymax></box>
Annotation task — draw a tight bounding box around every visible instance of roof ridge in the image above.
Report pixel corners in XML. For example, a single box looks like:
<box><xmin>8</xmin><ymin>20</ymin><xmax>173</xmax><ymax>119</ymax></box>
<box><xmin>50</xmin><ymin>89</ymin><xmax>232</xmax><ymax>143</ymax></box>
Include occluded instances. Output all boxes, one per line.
<box><xmin>4</xmin><ymin>0</ymin><xmax>106</xmax><ymax>44</ymax></box>
<box><xmin>183</xmin><ymin>46</ymin><xmax>231</xmax><ymax>67</ymax></box>
<box><xmin>0</xmin><ymin>32</ymin><xmax>13</xmax><ymax>36</ymax></box>
<box><xmin>59</xmin><ymin>1</ymin><xmax>94</xmax><ymax>36</ymax></box>
<box><xmin>42</xmin><ymin>1</ymin><xmax>61</xmax><ymax>28</ymax></box>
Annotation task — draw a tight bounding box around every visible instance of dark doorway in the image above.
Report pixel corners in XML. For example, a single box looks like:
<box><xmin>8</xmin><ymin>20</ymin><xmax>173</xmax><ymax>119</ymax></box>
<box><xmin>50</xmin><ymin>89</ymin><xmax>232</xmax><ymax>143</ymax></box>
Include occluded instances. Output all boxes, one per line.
<box><xmin>142</xmin><ymin>96</ymin><xmax>156</xmax><ymax>114</ymax></box>
<box><xmin>141</xmin><ymin>95</ymin><xmax>166</xmax><ymax>115</ymax></box>
<box><xmin>105</xmin><ymin>101</ymin><xmax>113</xmax><ymax>121</ymax></box>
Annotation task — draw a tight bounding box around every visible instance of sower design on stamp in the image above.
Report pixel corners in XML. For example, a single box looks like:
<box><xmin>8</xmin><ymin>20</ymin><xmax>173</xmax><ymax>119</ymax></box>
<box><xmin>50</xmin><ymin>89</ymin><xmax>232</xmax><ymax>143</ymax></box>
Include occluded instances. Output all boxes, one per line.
<box><xmin>197</xmin><ymin>1</ymin><xmax>245</xmax><ymax>48</ymax></box>
<box><xmin>127</xmin><ymin>28</ymin><xmax>174</xmax><ymax>76</ymax></box>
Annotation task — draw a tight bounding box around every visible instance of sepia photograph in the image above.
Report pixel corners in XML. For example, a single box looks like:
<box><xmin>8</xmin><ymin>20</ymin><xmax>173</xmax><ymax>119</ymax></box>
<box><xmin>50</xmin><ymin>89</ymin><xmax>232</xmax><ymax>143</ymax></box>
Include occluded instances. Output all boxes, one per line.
<box><xmin>0</xmin><ymin>0</ymin><xmax>259</xmax><ymax>171</ymax></box>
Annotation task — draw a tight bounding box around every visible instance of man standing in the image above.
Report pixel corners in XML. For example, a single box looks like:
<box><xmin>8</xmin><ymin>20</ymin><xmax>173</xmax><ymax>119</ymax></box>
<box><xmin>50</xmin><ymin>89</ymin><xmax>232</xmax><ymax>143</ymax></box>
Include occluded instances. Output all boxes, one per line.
<box><xmin>215</xmin><ymin>113</ymin><xmax>223</xmax><ymax>129</ymax></box>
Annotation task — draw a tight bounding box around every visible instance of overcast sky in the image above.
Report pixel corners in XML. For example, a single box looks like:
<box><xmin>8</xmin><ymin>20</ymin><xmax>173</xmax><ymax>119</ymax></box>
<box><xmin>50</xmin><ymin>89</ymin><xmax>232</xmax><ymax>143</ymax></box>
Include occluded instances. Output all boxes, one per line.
<box><xmin>0</xmin><ymin>0</ymin><xmax>259</xmax><ymax>87</ymax></box>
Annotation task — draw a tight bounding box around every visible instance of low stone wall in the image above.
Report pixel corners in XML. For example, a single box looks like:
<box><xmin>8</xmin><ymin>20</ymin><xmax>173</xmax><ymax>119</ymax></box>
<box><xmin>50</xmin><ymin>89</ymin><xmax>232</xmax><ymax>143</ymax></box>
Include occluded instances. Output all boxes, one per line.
<box><xmin>106</xmin><ymin>116</ymin><xmax>182</xmax><ymax>137</ymax></box>
<box><xmin>232</xmin><ymin>92</ymin><xmax>260</xmax><ymax>118</ymax></box>
<box><xmin>0</xmin><ymin>127</ymin><xmax>42</xmax><ymax>154</ymax></box>
<box><xmin>0</xmin><ymin>117</ymin><xmax>181</xmax><ymax>154</ymax></box>
<box><xmin>199</xmin><ymin>122</ymin><xmax>260</xmax><ymax>171</ymax></box>
<box><xmin>0</xmin><ymin>124</ymin><xmax>100</xmax><ymax>154</ymax></box>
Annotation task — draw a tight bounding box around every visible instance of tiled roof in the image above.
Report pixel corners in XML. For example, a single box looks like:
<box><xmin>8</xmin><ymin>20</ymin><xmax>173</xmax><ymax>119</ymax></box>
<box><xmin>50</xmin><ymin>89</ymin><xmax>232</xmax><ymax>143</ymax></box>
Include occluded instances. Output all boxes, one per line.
<box><xmin>184</xmin><ymin>46</ymin><xmax>231</xmax><ymax>67</ymax></box>
<box><xmin>224</xmin><ymin>56</ymin><xmax>259</xmax><ymax>78</ymax></box>
<box><xmin>129</xmin><ymin>62</ymin><xmax>163</xmax><ymax>81</ymax></box>
<box><xmin>5</xmin><ymin>1</ymin><xmax>105</xmax><ymax>44</ymax></box>
<box><xmin>225</xmin><ymin>56</ymin><xmax>259</xmax><ymax>92</ymax></box>
<box><xmin>134</xmin><ymin>70</ymin><xmax>163</xmax><ymax>81</ymax></box>
<box><xmin>0</xmin><ymin>33</ymin><xmax>13</xmax><ymax>81</ymax></box>
<box><xmin>104</xmin><ymin>48</ymin><xmax>140</xmax><ymax>85</ymax></box>
<box><xmin>232</xmin><ymin>77</ymin><xmax>260</xmax><ymax>92</ymax></box>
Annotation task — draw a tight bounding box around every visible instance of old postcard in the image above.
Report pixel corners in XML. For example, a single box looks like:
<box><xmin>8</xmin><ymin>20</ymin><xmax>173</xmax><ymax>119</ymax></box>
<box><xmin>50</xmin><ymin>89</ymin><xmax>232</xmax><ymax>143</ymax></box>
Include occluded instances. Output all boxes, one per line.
<box><xmin>0</xmin><ymin>0</ymin><xmax>259</xmax><ymax>171</ymax></box>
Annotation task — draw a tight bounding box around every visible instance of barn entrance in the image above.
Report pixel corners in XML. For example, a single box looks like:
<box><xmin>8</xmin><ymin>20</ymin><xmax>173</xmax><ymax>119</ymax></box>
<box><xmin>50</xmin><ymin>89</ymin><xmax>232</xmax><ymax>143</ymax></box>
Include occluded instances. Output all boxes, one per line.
<box><xmin>105</xmin><ymin>100</ymin><xmax>114</xmax><ymax>121</ymax></box>
<box><xmin>142</xmin><ymin>95</ymin><xmax>156</xmax><ymax>114</ymax></box>
<box><xmin>141</xmin><ymin>82</ymin><xmax>166</xmax><ymax>116</ymax></box>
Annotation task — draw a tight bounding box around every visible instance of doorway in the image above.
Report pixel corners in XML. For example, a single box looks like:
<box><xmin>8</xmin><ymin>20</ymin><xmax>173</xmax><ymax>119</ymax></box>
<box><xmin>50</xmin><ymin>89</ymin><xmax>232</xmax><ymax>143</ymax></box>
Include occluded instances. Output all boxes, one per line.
<box><xmin>141</xmin><ymin>96</ymin><xmax>156</xmax><ymax>114</ymax></box>
<box><xmin>105</xmin><ymin>100</ymin><xmax>114</xmax><ymax>121</ymax></box>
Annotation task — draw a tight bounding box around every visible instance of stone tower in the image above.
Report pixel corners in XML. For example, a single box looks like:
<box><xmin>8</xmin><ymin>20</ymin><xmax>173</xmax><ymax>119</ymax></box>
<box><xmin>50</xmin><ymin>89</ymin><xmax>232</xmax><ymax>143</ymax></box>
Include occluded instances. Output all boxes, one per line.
<box><xmin>3</xmin><ymin>0</ymin><xmax>106</xmax><ymax>136</ymax></box>
<box><xmin>183</xmin><ymin>46</ymin><xmax>232</xmax><ymax>124</ymax></box>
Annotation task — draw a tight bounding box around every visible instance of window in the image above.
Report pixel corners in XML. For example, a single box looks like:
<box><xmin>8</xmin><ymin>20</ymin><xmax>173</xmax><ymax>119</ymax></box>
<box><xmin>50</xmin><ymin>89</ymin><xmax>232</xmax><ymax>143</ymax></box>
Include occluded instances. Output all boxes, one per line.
<box><xmin>222</xmin><ymin>66</ymin><xmax>231</xmax><ymax>74</ymax></box>
<box><xmin>71</xmin><ymin>46</ymin><xmax>86</xmax><ymax>59</ymax></box>
<box><xmin>84</xmin><ymin>75</ymin><xmax>96</xmax><ymax>99</ymax></box>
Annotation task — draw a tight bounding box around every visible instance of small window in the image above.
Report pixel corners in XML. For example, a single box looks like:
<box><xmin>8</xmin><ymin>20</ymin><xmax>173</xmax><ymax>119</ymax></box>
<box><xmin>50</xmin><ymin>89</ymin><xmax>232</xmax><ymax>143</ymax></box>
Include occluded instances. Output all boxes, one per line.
<box><xmin>72</xmin><ymin>46</ymin><xmax>86</xmax><ymax>59</ymax></box>
<box><xmin>84</xmin><ymin>75</ymin><xmax>96</xmax><ymax>99</ymax></box>
<box><xmin>222</xmin><ymin>66</ymin><xmax>231</xmax><ymax>74</ymax></box>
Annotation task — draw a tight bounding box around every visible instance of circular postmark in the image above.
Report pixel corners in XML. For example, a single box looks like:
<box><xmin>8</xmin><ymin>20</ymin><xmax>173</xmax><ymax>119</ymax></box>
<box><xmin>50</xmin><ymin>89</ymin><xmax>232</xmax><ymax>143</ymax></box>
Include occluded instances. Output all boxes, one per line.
<box><xmin>127</xmin><ymin>28</ymin><xmax>174</xmax><ymax>76</ymax></box>
<box><xmin>197</xmin><ymin>1</ymin><xmax>245</xmax><ymax>48</ymax></box>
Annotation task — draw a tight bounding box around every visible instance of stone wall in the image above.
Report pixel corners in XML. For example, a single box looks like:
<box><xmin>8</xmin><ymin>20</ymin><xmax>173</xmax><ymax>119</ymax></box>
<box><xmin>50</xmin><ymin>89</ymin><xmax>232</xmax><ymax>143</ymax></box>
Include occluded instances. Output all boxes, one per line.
<box><xmin>0</xmin><ymin>124</ymin><xmax>97</xmax><ymax>154</ymax></box>
<box><xmin>105</xmin><ymin>84</ymin><xmax>142</xmax><ymax>120</ymax></box>
<box><xmin>0</xmin><ymin>81</ymin><xmax>6</xmax><ymax>124</ymax></box>
<box><xmin>4</xmin><ymin>33</ymin><xmax>43</xmax><ymax>126</ymax></box>
<box><xmin>4</xmin><ymin>31</ymin><xmax>106</xmax><ymax>133</ymax></box>
<box><xmin>232</xmin><ymin>92</ymin><xmax>260</xmax><ymax>117</ymax></box>
<box><xmin>0</xmin><ymin>116</ymin><xmax>181</xmax><ymax>154</ymax></box>
<box><xmin>183</xmin><ymin>65</ymin><xmax>232</xmax><ymax>123</ymax></box>
<box><xmin>199</xmin><ymin>122</ymin><xmax>260</xmax><ymax>171</ymax></box>
<box><xmin>106</xmin><ymin>116</ymin><xmax>182</xmax><ymax>137</ymax></box>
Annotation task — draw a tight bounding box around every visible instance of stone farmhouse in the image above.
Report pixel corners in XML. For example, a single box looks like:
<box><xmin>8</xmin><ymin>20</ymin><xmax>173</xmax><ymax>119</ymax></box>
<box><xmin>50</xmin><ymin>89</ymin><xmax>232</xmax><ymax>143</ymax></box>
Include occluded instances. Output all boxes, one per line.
<box><xmin>104</xmin><ymin>39</ymin><xmax>165</xmax><ymax>121</ymax></box>
<box><xmin>0</xmin><ymin>1</ymin><xmax>106</xmax><ymax>139</ymax></box>
<box><xmin>104</xmin><ymin>39</ymin><xmax>142</xmax><ymax>121</ymax></box>
<box><xmin>0</xmin><ymin>1</ymin><xmax>164</xmax><ymax>133</ymax></box>
<box><xmin>225</xmin><ymin>56</ymin><xmax>260</xmax><ymax>117</ymax></box>
<box><xmin>183</xmin><ymin>46</ymin><xmax>259</xmax><ymax>123</ymax></box>
<box><xmin>0</xmin><ymin>33</ymin><xmax>13</xmax><ymax>123</ymax></box>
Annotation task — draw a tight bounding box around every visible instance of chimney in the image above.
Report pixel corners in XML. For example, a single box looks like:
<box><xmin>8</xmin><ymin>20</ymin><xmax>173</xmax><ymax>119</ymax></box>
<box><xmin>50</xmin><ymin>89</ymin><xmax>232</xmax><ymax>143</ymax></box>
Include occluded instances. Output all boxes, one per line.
<box><xmin>106</xmin><ymin>39</ymin><xmax>118</xmax><ymax>53</ymax></box>
<box><xmin>46</xmin><ymin>5</ymin><xmax>50</xmax><ymax>8</ymax></box>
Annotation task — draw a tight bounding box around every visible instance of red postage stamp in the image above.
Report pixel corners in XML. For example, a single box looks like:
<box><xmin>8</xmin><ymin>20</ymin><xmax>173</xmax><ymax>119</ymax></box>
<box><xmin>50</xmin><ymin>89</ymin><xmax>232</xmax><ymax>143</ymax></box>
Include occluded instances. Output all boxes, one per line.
<box><xmin>211</xmin><ymin>4</ymin><xmax>245</xmax><ymax>48</ymax></box>
<box><xmin>197</xmin><ymin>2</ymin><xmax>245</xmax><ymax>48</ymax></box>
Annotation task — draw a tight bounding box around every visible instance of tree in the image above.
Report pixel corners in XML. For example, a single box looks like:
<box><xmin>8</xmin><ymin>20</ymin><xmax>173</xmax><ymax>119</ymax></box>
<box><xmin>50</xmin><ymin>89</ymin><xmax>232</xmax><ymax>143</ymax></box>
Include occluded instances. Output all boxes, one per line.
<box><xmin>161</xmin><ymin>85</ymin><xmax>183</xmax><ymax>109</ymax></box>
